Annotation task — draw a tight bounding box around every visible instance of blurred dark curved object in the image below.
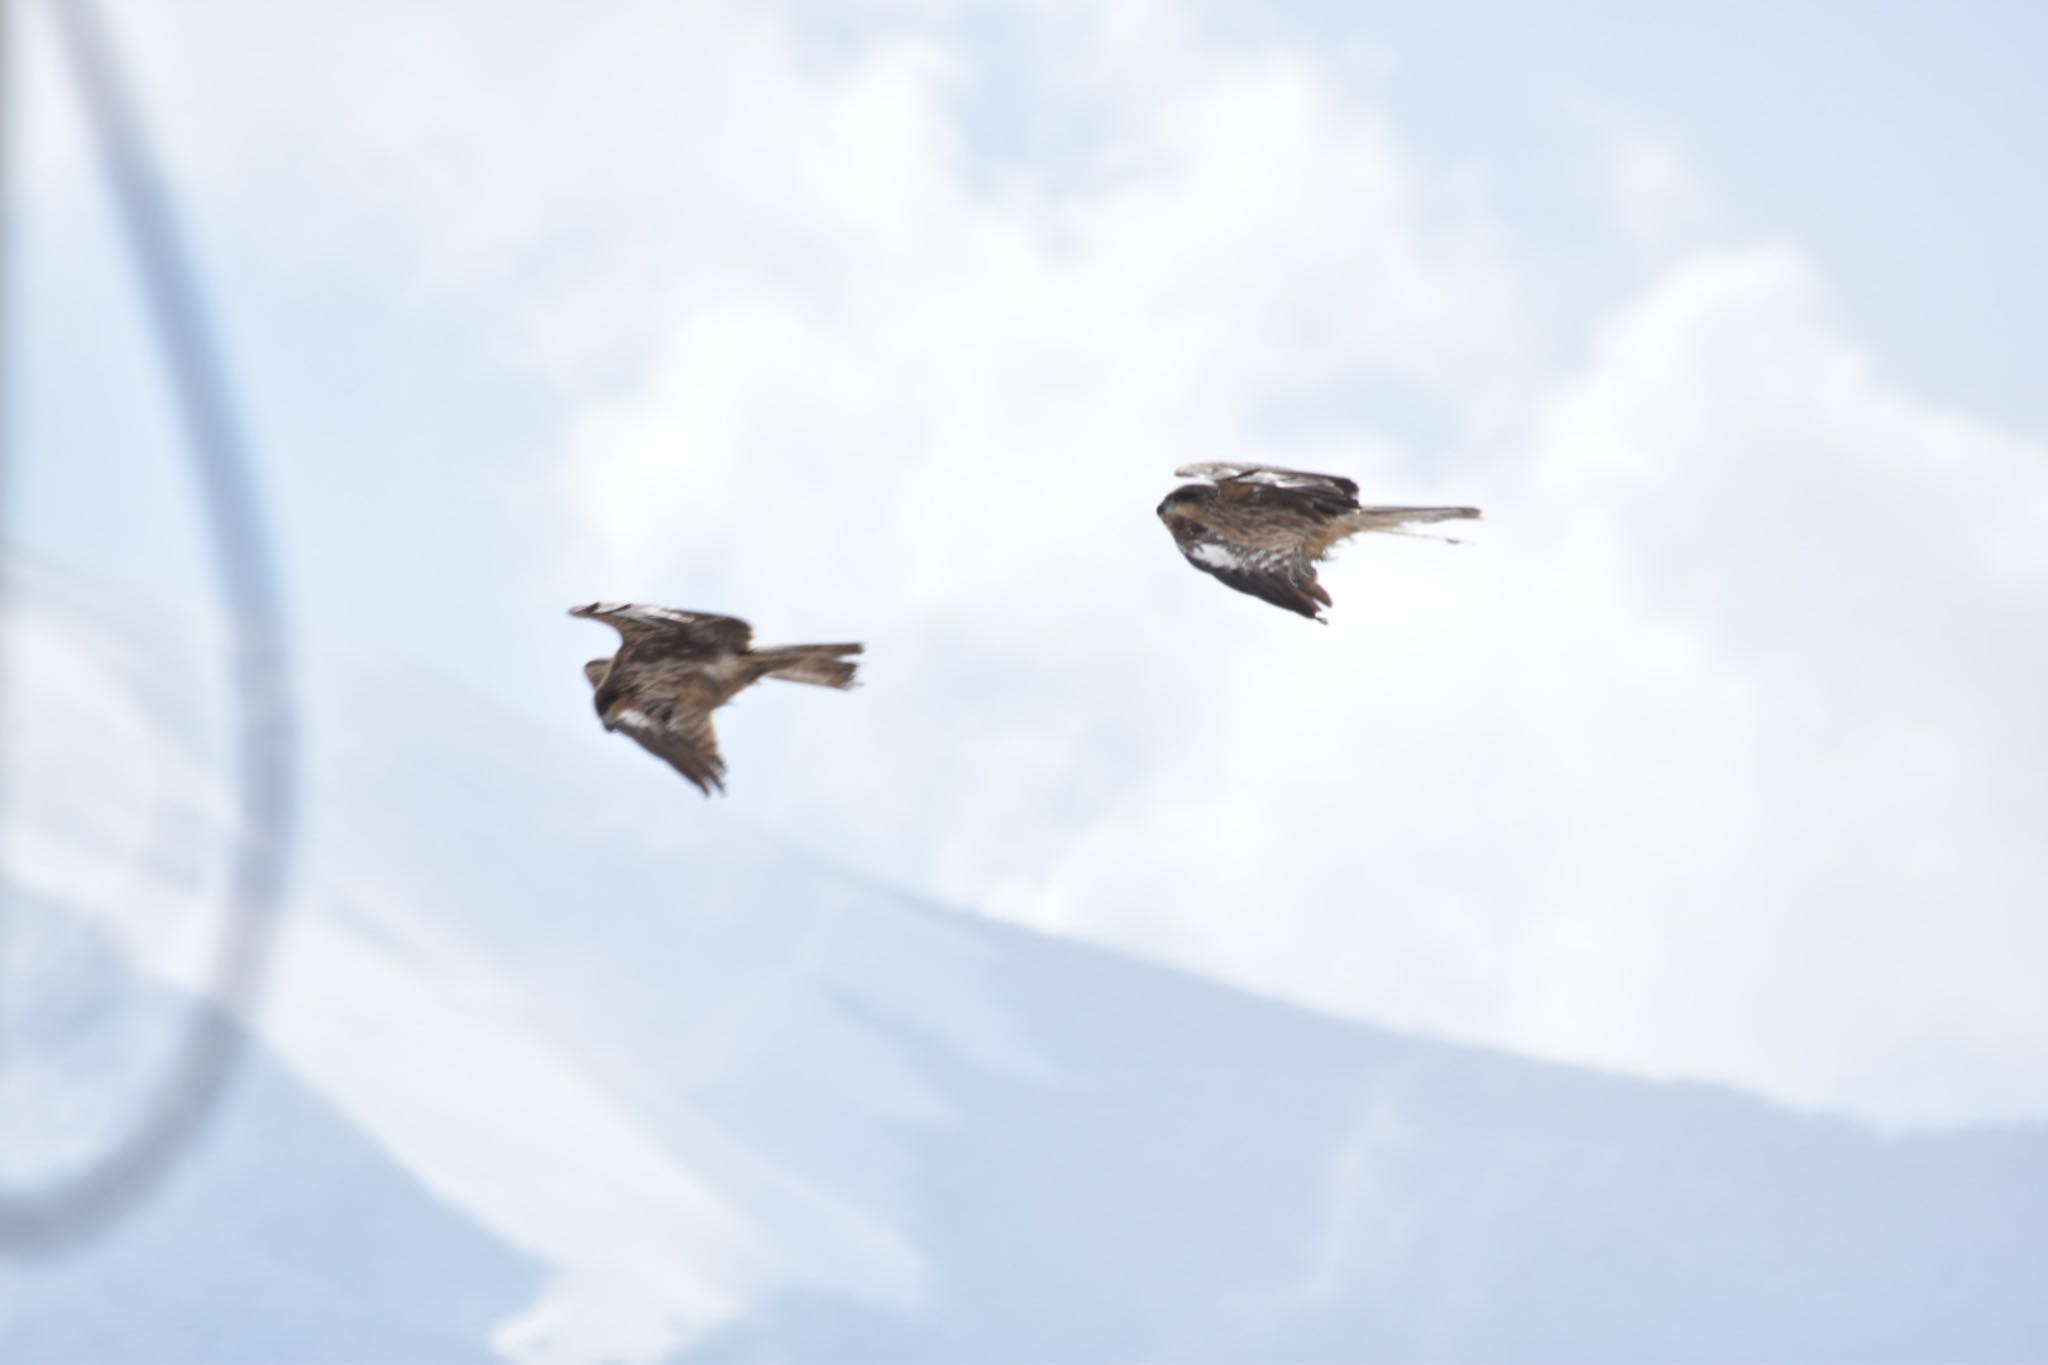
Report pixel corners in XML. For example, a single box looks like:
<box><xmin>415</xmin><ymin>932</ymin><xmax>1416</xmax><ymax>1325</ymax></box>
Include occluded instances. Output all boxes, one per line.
<box><xmin>0</xmin><ymin>0</ymin><xmax>298</xmax><ymax>1253</ymax></box>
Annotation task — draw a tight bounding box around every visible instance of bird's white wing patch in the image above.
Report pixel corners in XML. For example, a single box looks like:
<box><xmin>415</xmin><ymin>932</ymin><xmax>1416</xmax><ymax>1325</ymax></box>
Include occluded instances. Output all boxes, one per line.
<box><xmin>1190</xmin><ymin>540</ymin><xmax>1248</xmax><ymax>572</ymax></box>
<box><xmin>1176</xmin><ymin>461</ymin><xmax>1344</xmax><ymax>491</ymax></box>
<box><xmin>581</xmin><ymin>602</ymin><xmax>752</xmax><ymax>653</ymax></box>
<box><xmin>1193</xmin><ymin>540</ymin><xmax>1296</xmax><ymax>575</ymax></box>
<box><xmin>1176</xmin><ymin>461</ymin><xmax>1259</xmax><ymax>481</ymax></box>
<box><xmin>618</xmin><ymin>605</ymin><xmax>707</xmax><ymax>630</ymax></box>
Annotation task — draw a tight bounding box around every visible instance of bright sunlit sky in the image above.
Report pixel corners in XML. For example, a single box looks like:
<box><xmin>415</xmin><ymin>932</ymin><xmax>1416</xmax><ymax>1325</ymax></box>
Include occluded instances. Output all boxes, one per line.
<box><xmin>9</xmin><ymin>0</ymin><xmax>2047</xmax><ymax>1129</ymax></box>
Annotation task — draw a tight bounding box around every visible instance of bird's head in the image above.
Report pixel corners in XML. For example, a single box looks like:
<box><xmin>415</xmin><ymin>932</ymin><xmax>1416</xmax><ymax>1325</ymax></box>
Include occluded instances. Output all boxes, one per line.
<box><xmin>1156</xmin><ymin>484</ymin><xmax>1213</xmax><ymax>522</ymax></box>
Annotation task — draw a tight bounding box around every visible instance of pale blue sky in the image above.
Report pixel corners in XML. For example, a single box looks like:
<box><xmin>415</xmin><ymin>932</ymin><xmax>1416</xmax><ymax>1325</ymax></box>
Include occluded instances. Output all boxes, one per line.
<box><xmin>8</xmin><ymin>0</ymin><xmax>2047</xmax><ymax>1128</ymax></box>
<box><xmin>13</xmin><ymin>1</ymin><xmax>2048</xmax><ymax>671</ymax></box>
<box><xmin>12</xmin><ymin>1</ymin><xmax>2048</xmax><ymax>647</ymax></box>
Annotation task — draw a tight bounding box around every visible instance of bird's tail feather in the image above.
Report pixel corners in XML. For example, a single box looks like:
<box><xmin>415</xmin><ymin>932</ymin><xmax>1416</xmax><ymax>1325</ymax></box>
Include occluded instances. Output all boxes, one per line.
<box><xmin>751</xmin><ymin>643</ymin><xmax>863</xmax><ymax>689</ymax></box>
<box><xmin>1345</xmin><ymin>504</ymin><xmax>1481</xmax><ymax>544</ymax></box>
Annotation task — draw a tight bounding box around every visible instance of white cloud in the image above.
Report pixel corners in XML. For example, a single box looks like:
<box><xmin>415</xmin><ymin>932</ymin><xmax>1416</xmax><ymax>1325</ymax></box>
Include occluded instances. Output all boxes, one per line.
<box><xmin>23</xmin><ymin>1</ymin><xmax>2048</xmax><ymax>1126</ymax></box>
<box><xmin>538</xmin><ymin>2</ymin><xmax>1523</xmax><ymax>897</ymax></box>
<box><xmin>537</xmin><ymin>15</ymin><xmax>2048</xmax><ymax>1122</ymax></box>
<box><xmin>1022</xmin><ymin>248</ymin><xmax>2048</xmax><ymax>1126</ymax></box>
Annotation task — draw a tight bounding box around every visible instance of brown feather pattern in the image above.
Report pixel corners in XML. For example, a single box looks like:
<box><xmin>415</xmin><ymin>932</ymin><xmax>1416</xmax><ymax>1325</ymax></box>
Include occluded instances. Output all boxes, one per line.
<box><xmin>570</xmin><ymin>602</ymin><xmax>862</xmax><ymax>796</ymax></box>
<box><xmin>1158</xmin><ymin>464</ymin><xmax>1479</xmax><ymax>622</ymax></box>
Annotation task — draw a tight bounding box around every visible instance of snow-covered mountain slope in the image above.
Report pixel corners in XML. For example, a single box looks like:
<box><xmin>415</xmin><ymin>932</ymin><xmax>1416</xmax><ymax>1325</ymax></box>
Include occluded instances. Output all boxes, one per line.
<box><xmin>5</xmin><ymin>559</ymin><xmax>2047</xmax><ymax>1363</ymax></box>
<box><xmin>0</xmin><ymin>893</ymin><xmax>538</xmax><ymax>1363</ymax></box>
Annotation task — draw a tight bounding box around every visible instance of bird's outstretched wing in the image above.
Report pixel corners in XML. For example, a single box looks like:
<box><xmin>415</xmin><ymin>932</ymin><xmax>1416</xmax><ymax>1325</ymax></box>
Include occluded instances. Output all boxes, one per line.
<box><xmin>1175</xmin><ymin>531</ymin><xmax>1331</xmax><ymax>621</ymax></box>
<box><xmin>570</xmin><ymin>602</ymin><xmax>753</xmax><ymax>656</ymax></box>
<box><xmin>1175</xmin><ymin>462</ymin><xmax>1361</xmax><ymax>501</ymax></box>
<box><xmin>1160</xmin><ymin>462</ymin><xmax>1480</xmax><ymax>620</ymax></box>
<box><xmin>607</xmin><ymin>681</ymin><xmax>728</xmax><ymax>796</ymax></box>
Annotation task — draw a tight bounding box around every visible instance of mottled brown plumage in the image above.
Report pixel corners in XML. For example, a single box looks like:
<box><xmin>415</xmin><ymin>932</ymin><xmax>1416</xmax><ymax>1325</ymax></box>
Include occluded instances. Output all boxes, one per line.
<box><xmin>1156</xmin><ymin>462</ymin><xmax>1480</xmax><ymax>622</ymax></box>
<box><xmin>570</xmin><ymin>602</ymin><xmax>862</xmax><ymax>795</ymax></box>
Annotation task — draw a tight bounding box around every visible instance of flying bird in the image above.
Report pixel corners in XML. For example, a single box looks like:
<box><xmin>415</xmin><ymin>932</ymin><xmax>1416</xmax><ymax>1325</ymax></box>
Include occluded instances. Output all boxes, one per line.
<box><xmin>571</xmin><ymin>602</ymin><xmax>862</xmax><ymax>796</ymax></box>
<box><xmin>1157</xmin><ymin>462</ymin><xmax>1480</xmax><ymax>622</ymax></box>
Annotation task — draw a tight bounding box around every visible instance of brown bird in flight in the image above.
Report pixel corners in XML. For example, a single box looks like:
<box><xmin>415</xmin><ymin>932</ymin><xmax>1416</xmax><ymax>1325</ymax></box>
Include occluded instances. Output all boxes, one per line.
<box><xmin>1157</xmin><ymin>462</ymin><xmax>1480</xmax><ymax>622</ymax></box>
<box><xmin>571</xmin><ymin>602</ymin><xmax>862</xmax><ymax>796</ymax></box>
